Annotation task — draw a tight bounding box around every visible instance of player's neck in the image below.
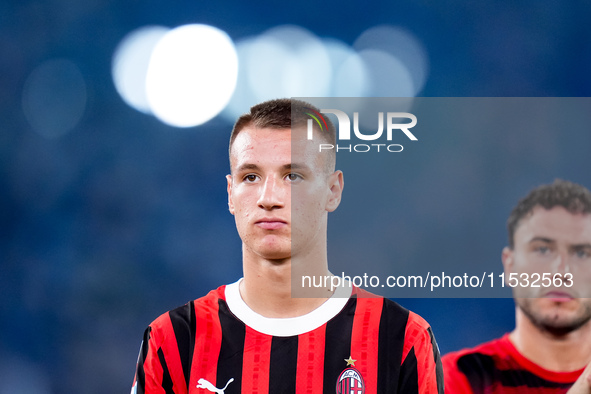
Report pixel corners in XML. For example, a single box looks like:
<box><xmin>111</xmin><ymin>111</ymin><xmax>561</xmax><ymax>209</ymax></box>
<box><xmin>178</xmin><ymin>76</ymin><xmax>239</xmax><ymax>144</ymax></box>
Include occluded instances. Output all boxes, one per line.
<box><xmin>240</xmin><ymin>245</ymin><xmax>333</xmax><ymax>318</ymax></box>
<box><xmin>511</xmin><ymin>309</ymin><xmax>591</xmax><ymax>372</ymax></box>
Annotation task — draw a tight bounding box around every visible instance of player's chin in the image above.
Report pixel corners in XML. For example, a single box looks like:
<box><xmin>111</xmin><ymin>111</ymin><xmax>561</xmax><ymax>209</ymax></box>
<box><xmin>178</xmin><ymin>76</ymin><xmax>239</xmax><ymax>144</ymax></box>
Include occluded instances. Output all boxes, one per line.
<box><xmin>533</xmin><ymin>297</ymin><xmax>581</xmax><ymax>315</ymax></box>
<box><xmin>256</xmin><ymin>242</ymin><xmax>292</xmax><ymax>260</ymax></box>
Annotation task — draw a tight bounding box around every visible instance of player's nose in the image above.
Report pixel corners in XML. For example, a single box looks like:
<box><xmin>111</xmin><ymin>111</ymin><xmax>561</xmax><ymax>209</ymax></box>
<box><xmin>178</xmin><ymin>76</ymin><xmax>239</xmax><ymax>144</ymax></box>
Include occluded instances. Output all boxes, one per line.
<box><xmin>554</xmin><ymin>250</ymin><xmax>570</xmax><ymax>274</ymax></box>
<box><xmin>257</xmin><ymin>175</ymin><xmax>285</xmax><ymax>210</ymax></box>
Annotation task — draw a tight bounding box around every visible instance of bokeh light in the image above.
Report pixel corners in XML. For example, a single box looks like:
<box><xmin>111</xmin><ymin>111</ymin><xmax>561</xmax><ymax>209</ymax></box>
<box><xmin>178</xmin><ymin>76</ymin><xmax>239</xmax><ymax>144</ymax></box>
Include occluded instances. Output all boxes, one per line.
<box><xmin>111</xmin><ymin>23</ymin><xmax>431</xmax><ymax>126</ymax></box>
<box><xmin>358</xmin><ymin>49</ymin><xmax>415</xmax><ymax>97</ymax></box>
<box><xmin>21</xmin><ymin>58</ymin><xmax>87</xmax><ymax>139</ymax></box>
<box><xmin>354</xmin><ymin>25</ymin><xmax>429</xmax><ymax>96</ymax></box>
<box><xmin>112</xmin><ymin>23</ymin><xmax>432</xmax><ymax>125</ymax></box>
<box><xmin>145</xmin><ymin>24</ymin><xmax>238</xmax><ymax>127</ymax></box>
<box><xmin>243</xmin><ymin>34</ymin><xmax>293</xmax><ymax>101</ymax></box>
<box><xmin>255</xmin><ymin>25</ymin><xmax>331</xmax><ymax>98</ymax></box>
<box><xmin>111</xmin><ymin>25</ymin><xmax>170</xmax><ymax>114</ymax></box>
<box><xmin>323</xmin><ymin>38</ymin><xmax>370</xmax><ymax>97</ymax></box>
<box><xmin>221</xmin><ymin>37</ymin><xmax>266</xmax><ymax>121</ymax></box>
<box><xmin>222</xmin><ymin>25</ymin><xmax>331</xmax><ymax>122</ymax></box>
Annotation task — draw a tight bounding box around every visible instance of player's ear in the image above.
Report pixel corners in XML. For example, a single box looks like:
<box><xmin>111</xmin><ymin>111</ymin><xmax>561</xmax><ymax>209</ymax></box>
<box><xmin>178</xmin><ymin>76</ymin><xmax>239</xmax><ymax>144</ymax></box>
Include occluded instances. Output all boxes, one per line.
<box><xmin>226</xmin><ymin>174</ymin><xmax>235</xmax><ymax>215</ymax></box>
<box><xmin>325</xmin><ymin>170</ymin><xmax>344</xmax><ymax>212</ymax></box>
<box><xmin>501</xmin><ymin>246</ymin><xmax>514</xmax><ymax>284</ymax></box>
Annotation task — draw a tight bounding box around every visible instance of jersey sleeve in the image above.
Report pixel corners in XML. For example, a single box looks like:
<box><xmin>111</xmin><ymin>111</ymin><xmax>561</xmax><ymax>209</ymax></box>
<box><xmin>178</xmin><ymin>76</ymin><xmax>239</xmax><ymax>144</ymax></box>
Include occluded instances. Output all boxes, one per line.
<box><xmin>441</xmin><ymin>351</ymin><xmax>473</xmax><ymax>394</ymax></box>
<box><xmin>399</xmin><ymin>311</ymin><xmax>444</xmax><ymax>394</ymax></box>
<box><xmin>131</xmin><ymin>313</ymin><xmax>189</xmax><ymax>394</ymax></box>
<box><xmin>131</xmin><ymin>325</ymin><xmax>175</xmax><ymax>394</ymax></box>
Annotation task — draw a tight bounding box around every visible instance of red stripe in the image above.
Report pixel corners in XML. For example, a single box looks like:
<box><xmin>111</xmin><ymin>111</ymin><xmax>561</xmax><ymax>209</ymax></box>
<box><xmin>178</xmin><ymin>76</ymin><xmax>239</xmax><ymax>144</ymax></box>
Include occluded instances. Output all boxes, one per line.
<box><xmin>401</xmin><ymin>317</ymin><xmax>420</xmax><ymax>362</ymax></box>
<box><xmin>159</xmin><ymin>315</ymin><xmax>188</xmax><ymax>393</ymax></box>
<box><xmin>189</xmin><ymin>288</ymin><xmax>223</xmax><ymax>389</ymax></box>
<box><xmin>296</xmin><ymin>325</ymin><xmax>326</xmax><ymax>394</ymax></box>
<box><xmin>404</xmin><ymin>312</ymin><xmax>438</xmax><ymax>394</ymax></box>
<box><xmin>143</xmin><ymin>333</ymin><xmax>166</xmax><ymax>393</ymax></box>
<box><xmin>242</xmin><ymin>326</ymin><xmax>272</xmax><ymax>394</ymax></box>
<box><xmin>350</xmin><ymin>296</ymin><xmax>383</xmax><ymax>394</ymax></box>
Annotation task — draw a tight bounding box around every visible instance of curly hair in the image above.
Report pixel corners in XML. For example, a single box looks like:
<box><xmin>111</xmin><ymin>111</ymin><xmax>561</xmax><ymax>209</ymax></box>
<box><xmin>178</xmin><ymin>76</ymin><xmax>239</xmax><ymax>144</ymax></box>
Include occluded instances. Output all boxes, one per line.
<box><xmin>507</xmin><ymin>179</ymin><xmax>591</xmax><ymax>248</ymax></box>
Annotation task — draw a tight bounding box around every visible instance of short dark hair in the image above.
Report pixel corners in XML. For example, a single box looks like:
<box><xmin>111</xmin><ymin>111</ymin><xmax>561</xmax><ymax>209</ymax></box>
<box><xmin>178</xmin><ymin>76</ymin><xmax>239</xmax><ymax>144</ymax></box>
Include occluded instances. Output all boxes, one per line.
<box><xmin>229</xmin><ymin>98</ymin><xmax>336</xmax><ymax>156</ymax></box>
<box><xmin>507</xmin><ymin>179</ymin><xmax>591</xmax><ymax>248</ymax></box>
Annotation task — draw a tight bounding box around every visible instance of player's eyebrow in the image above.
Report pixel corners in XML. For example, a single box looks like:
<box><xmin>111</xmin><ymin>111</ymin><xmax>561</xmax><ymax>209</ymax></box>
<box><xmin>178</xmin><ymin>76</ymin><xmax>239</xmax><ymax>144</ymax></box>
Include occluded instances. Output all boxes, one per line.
<box><xmin>528</xmin><ymin>237</ymin><xmax>555</xmax><ymax>244</ymax></box>
<box><xmin>234</xmin><ymin>163</ymin><xmax>261</xmax><ymax>173</ymax></box>
<box><xmin>283</xmin><ymin>163</ymin><xmax>310</xmax><ymax>171</ymax></box>
<box><xmin>234</xmin><ymin>163</ymin><xmax>311</xmax><ymax>173</ymax></box>
<box><xmin>569</xmin><ymin>243</ymin><xmax>591</xmax><ymax>251</ymax></box>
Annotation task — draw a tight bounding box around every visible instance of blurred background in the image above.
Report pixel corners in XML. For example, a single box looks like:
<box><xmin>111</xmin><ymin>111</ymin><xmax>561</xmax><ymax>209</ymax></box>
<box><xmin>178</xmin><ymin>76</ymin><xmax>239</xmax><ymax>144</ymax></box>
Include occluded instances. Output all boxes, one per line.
<box><xmin>2</xmin><ymin>0</ymin><xmax>591</xmax><ymax>392</ymax></box>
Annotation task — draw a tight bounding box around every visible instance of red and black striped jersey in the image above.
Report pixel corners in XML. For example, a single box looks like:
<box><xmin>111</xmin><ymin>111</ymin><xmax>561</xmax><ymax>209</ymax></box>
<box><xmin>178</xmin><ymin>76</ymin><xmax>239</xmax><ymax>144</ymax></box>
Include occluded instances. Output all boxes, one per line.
<box><xmin>132</xmin><ymin>280</ymin><xmax>443</xmax><ymax>394</ymax></box>
<box><xmin>442</xmin><ymin>334</ymin><xmax>583</xmax><ymax>393</ymax></box>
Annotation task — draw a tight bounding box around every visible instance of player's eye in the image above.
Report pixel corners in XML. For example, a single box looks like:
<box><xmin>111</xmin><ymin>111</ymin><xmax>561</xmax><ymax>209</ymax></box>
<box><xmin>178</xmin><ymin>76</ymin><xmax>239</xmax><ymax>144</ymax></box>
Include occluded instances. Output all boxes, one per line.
<box><xmin>574</xmin><ymin>248</ymin><xmax>591</xmax><ymax>259</ymax></box>
<box><xmin>243</xmin><ymin>174</ymin><xmax>259</xmax><ymax>183</ymax></box>
<box><xmin>533</xmin><ymin>245</ymin><xmax>551</xmax><ymax>255</ymax></box>
<box><xmin>285</xmin><ymin>173</ymin><xmax>302</xmax><ymax>183</ymax></box>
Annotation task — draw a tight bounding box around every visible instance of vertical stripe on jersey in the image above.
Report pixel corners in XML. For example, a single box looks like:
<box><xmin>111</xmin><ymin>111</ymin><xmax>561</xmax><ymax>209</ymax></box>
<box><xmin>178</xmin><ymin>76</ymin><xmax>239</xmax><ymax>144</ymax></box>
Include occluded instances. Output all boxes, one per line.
<box><xmin>157</xmin><ymin>316</ymin><xmax>187</xmax><ymax>393</ymax></box>
<box><xmin>414</xmin><ymin>326</ymin><xmax>438</xmax><ymax>394</ymax></box>
<box><xmin>350</xmin><ymin>296</ymin><xmax>384</xmax><ymax>394</ymax></box>
<box><xmin>136</xmin><ymin>327</ymin><xmax>151</xmax><ymax>394</ymax></box>
<box><xmin>169</xmin><ymin>302</ymin><xmax>196</xmax><ymax>391</ymax></box>
<box><xmin>323</xmin><ymin>297</ymin><xmax>356</xmax><ymax>393</ymax></box>
<box><xmin>157</xmin><ymin>348</ymin><xmax>175</xmax><ymax>394</ymax></box>
<box><xmin>399</xmin><ymin>347</ymin><xmax>419</xmax><ymax>392</ymax></box>
<box><xmin>296</xmin><ymin>325</ymin><xmax>326</xmax><ymax>394</ymax></box>
<box><xmin>377</xmin><ymin>300</ymin><xmax>409</xmax><ymax>392</ymax></box>
<box><xmin>402</xmin><ymin>311</ymin><xmax>441</xmax><ymax>394</ymax></box>
<box><xmin>269</xmin><ymin>336</ymin><xmax>298</xmax><ymax>393</ymax></box>
<box><xmin>190</xmin><ymin>295</ymin><xmax>222</xmax><ymax>390</ymax></box>
<box><xmin>242</xmin><ymin>326</ymin><xmax>272</xmax><ymax>394</ymax></box>
<box><xmin>427</xmin><ymin>327</ymin><xmax>444</xmax><ymax>394</ymax></box>
<box><xmin>217</xmin><ymin>299</ymin><xmax>245</xmax><ymax>394</ymax></box>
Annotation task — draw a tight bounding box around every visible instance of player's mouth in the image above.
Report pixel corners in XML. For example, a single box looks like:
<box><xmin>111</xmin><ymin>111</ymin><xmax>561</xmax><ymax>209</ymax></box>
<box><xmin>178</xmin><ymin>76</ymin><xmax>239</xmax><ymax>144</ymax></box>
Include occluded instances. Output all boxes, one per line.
<box><xmin>255</xmin><ymin>218</ymin><xmax>288</xmax><ymax>230</ymax></box>
<box><xmin>544</xmin><ymin>291</ymin><xmax>574</xmax><ymax>302</ymax></box>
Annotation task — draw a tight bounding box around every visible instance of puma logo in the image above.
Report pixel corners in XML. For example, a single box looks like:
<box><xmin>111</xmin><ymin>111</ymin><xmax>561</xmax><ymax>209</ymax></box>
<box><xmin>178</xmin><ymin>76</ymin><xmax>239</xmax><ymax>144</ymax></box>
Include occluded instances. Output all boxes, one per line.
<box><xmin>196</xmin><ymin>378</ymin><xmax>234</xmax><ymax>393</ymax></box>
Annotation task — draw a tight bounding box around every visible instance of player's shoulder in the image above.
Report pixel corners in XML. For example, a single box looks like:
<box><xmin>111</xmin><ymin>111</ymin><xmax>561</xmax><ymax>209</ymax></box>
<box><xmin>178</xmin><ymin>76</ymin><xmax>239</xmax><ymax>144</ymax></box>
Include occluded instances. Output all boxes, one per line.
<box><xmin>442</xmin><ymin>334</ymin><xmax>509</xmax><ymax>367</ymax></box>
<box><xmin>353</xmin><ymin>288</ymin><xmax>409</xmax><ymax>319</ymax></box>
<box><xmin>442</xmin><ymin>335</ymin><xmax>512</xmax><ymax>394</ymax></box>
<box><xmin>149</xmin><ymin>284</ymin><xmax>226</xmax><ymax>333</ymax></box>
<box><xmin>362</xmin><ymin>293</ymin><xmax>440</xmax><ymax>382</ymax></box>
<box><xmin>354</xmin><ymin>288</ymin><xmax>433</xmax><ymax>334</ymax></box>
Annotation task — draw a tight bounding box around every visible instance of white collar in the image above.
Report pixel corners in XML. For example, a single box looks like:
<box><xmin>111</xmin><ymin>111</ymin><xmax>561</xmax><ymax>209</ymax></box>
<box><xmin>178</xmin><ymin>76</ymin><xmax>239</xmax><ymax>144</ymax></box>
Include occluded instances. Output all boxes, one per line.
<box><xmin>224</xmin><ymin>278</ymin><xmax>352</xmax><ymax>337</ymax></box>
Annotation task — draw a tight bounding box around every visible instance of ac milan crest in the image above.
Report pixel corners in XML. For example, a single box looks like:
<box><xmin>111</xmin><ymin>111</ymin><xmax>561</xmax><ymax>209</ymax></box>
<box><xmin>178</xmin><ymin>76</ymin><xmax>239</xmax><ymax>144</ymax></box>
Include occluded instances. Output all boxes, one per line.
<box><xmin>336</xmin><ymin>366</ymin><xmax>365</xmax><ymax>394</ymax></box>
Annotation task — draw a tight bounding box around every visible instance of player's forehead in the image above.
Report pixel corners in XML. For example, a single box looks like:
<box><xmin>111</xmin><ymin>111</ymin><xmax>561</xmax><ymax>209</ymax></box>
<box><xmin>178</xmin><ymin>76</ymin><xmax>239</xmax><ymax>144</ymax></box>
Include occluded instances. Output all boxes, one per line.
<box><xmin>229</xmin><ymin>126</ymin><xmax>323</xmax><ymax>171</ymax></box>
<box><xmin>514</xmin><ymin>205</ymin><xmax>591</xmax><ymax>245</ymax></box>
<box><xmin>230</xmin><ymin>126</ymin><xmax>289</xmax><ymax>162</ymax></box>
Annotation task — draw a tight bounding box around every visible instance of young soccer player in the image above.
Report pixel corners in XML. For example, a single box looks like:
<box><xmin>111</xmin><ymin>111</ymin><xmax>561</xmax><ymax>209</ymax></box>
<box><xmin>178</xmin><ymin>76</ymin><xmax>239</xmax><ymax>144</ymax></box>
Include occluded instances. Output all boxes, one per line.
<box><xmin>131</xmin><ymin>99</ymin><xmax>443</xmax><ymax>393</ymax></box>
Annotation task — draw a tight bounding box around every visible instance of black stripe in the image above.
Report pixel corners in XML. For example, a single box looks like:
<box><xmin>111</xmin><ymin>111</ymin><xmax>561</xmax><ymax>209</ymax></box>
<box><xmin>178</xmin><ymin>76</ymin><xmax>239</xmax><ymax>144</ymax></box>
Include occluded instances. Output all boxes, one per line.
<box><xmin>217</xmin><ymin>299</ymin><xmax>245</xmax><ymax>394</ymax></box>
<box><xmin>398</xmin><ymin>347</ymin><xmax>419</xmax><ymax>393</ymax></box>
<box><xmin>135</xmin><ymin>326</ymin><xmax>151</xmax><ymax>394</ymax></box>
<box><xmin>269</xmin><ymin>336</ymin><xmax>298</xmax><ymax>393</ymax></box>
<box><xmin>427</xmin><ymin>327</ymin><xmax>444</xmax><ymax>394</ymax></box>
<box><xmin>169</xmin><ymin>302</ymin><xmax>196</xmax><ymax>390</ymax></box>
<box><xmin>157</xmin><ymin>348</ymin><xmax>175</xmax><ymax>394</ymax></box>
<box><xmin>377</xmin><ymin>299</ymin><xmax>409</xmax><ymax>392</ymax></box>
<box><xmin>458</xmin><ymin>353</ymin><xmax>571</xmax><ymax>393</ymax></box>
<box><xmin>323</xmin><ymin>296</ymin><xmax>356</xmax><ymax>393</ymax></box>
